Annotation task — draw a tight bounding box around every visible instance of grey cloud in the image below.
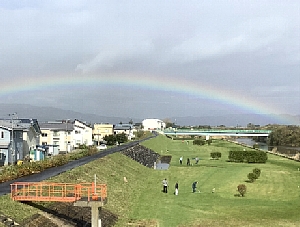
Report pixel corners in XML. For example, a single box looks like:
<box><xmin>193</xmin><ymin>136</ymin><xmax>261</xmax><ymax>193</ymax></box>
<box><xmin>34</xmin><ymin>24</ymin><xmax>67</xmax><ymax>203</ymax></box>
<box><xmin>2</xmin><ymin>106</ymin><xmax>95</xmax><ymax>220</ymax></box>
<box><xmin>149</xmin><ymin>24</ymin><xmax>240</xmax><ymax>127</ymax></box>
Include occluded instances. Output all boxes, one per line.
<box><xmin>0</xmin><ymin>1</ymin><xmax>299</xmax><ymax>120</ymax></box>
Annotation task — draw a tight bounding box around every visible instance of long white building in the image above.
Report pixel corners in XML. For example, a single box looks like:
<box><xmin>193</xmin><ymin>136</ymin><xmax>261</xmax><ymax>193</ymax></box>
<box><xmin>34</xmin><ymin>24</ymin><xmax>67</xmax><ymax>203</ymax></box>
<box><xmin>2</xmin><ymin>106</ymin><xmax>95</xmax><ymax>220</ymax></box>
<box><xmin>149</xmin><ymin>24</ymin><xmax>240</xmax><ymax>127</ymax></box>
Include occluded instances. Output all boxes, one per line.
<box><xmin>142</xmin><ymin>119</ymin><xmax>165</xmax><ymax>131</ymax></box>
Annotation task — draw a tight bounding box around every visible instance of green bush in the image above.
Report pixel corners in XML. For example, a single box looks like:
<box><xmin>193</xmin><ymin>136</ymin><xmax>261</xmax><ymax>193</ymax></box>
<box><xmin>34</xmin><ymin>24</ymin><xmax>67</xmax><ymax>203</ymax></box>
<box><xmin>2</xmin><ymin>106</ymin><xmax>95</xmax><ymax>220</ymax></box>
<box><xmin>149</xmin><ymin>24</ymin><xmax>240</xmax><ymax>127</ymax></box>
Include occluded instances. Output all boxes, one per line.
<box><xmin>228</xmin><ymin>150</ymin><xmax>267</xmax><ymax>163</ymax></box>
<box><xmin>247</xmin><ymin>172</ymin><xmax>257</xmax><ymax>182</ymax></box>
<box><xmin>210</xmin><ymin>152</ymin><xmax>221</xmax><ymax>159</ymax></box>
<box><xmin>207</xmin><ymin>139</ymin><xmax>212</xmax><ymax>145</ymax></box>
<box><xmin>253</xmin><ymin>168</ymin><xmax>261</xmax><ymax>178</ymax></box>
<box><xmin>228</xmin><ymin>150</ymin><xmax>244</xmax><ymax>162</ymax></box>
<box><xmin>253</xmin><ymin>143</ymin><xmax>259</xmax><ymax>149</ymax></box>
<box><xmin>193</xmin><ymin>139</ymin><xmax>206</xmax><ymax>145</ymax></box>
<box><xmin>237</xmin><ymin>184</ymin><xmax>247</xmax><ymax>197</ymax></box>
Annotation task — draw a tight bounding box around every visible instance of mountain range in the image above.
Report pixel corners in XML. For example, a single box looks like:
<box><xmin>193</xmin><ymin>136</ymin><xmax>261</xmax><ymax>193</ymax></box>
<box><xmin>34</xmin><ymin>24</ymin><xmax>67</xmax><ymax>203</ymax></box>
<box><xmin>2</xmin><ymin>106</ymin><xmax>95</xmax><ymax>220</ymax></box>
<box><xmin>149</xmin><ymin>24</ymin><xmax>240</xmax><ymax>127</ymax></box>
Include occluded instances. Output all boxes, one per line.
<box><xmin>0</xmin><ymin>103</ymin><xmax>299</xmax><ymax>127</ymax></box>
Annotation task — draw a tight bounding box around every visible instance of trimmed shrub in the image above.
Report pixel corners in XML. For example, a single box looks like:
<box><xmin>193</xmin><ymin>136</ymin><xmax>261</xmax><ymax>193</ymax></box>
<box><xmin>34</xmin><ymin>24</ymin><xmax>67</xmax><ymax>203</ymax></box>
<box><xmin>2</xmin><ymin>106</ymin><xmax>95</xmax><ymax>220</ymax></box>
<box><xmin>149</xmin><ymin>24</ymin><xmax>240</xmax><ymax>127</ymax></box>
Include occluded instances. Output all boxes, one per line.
<box><xmin>228</xmin><ymin>150</ymin><xmax>267</xmax><ymax>163</ymax></box>
<box><xmin>211</xmin><ymin>152</ymin><xmax>222</xmax><ymax>160</ymax></box>
<box><xmin>253</xmin><ymin>168</ymin><xmax>261</xmax><ymax>178</ymax></box>
<box><xmin>237</xmin><ymin>184</ymin><xmax>247</xmax><ymax>197</ymax></box>
<box><xmin>247</xmin><ymin>172</ymin><xmax>257</xmax><ymax>182</ymax></box>
<box><xmin>193</xmin><ymin>139</ymin><xmax>206</xmax><ymax>145</ymax></box>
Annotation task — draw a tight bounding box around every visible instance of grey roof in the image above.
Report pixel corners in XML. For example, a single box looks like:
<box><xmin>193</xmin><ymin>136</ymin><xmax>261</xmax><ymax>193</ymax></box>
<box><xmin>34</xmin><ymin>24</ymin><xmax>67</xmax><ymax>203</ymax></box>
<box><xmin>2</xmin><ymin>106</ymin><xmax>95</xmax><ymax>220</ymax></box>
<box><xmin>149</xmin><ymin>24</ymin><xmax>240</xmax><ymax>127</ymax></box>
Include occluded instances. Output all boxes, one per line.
<box><xmin>114</xmin><ymin>126</ymin><xmax>132</xmax><ymax>130</ymax></box>
<box><xmin>0</xmin><ymin>119</ymin><xmax>41</xmax><ymax>133</ymax></box>
<box><xmin>39</xmin><ymin>122</ymin><xmax>74</xmax><ymax>131</ymax></box>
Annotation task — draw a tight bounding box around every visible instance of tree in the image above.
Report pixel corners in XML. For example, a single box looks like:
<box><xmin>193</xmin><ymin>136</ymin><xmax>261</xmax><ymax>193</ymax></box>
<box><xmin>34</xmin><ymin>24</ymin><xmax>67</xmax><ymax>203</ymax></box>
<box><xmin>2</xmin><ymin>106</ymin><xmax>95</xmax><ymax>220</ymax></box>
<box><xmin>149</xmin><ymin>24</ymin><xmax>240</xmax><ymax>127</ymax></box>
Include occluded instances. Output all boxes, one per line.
<box><xmin>268</xmin><ymin>125</ymin><xmax>300</xmax><ymax>147</ymax></box>
<box><xmin>116</xmin><ymin>133</ymin><xmax>128</xmax><ymax>144</ymax></box>
<box><xmin>103</xmin><ymin>135</ymin><xmax>117</xmax><ymax>145</ymax></box>
<box><xmin>163</xmin><ymin>118</ymin><xmax>174</xmax><ymax>128</ymax></box>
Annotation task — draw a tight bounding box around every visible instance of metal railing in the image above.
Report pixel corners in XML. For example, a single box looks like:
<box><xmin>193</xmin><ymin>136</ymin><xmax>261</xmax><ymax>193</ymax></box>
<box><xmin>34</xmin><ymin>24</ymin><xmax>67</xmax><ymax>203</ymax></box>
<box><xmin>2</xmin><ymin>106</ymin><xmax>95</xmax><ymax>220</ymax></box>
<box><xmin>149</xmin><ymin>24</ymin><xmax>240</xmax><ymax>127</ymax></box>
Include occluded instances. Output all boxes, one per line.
<box><xmin>11</xmin><ymin>182</ymin><xmax>107</xmax><ymax>202</ymax></box>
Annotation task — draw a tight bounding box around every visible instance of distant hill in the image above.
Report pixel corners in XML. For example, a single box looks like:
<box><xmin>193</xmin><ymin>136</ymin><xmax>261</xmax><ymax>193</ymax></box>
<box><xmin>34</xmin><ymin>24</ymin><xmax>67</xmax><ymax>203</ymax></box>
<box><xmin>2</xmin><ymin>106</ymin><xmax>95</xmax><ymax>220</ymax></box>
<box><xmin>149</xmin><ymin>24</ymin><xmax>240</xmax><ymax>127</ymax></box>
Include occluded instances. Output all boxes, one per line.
<box><xmin>0</xmin><ymin>103</ymin><xmax>141</xmax><ymax>125</ymax></box>
<box><xmin>169</xmin><ymin>114</ymin><xmax>300</xmax><ymax>127</ymax></box>
<box><xmin>0</xmin><ymin>103</ymin><xmax>298</xmax><ymax>126</ymax></box>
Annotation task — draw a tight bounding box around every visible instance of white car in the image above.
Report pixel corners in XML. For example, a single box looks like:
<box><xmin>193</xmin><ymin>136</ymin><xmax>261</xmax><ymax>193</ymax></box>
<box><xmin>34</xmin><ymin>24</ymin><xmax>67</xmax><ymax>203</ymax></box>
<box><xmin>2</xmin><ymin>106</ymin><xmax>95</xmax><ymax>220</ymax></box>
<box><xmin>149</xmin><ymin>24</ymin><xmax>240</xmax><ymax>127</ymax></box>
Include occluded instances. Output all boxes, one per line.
<box><xmin>97</xmin><ymin>144</ymin><xmax>107</xmax><ymax>150</ymax></box>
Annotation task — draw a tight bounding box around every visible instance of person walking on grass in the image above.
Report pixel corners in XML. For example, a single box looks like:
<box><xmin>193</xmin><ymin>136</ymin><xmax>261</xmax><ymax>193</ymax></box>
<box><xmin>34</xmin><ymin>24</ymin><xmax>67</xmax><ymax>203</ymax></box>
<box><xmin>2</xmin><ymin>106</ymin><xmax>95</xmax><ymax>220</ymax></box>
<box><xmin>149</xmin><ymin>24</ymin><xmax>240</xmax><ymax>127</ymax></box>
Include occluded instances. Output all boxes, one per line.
<box><xmin>192</xmin><ymin>181</ymin><xmax>198</xmax><ymax>193</ymax></box>
<box><xmin>187</xmin><ymin>158</ymin><xmax>191</xmax><ymax>166</ymax></box>
<box><xmin>174</xmin><ymin>182</ymin><xmax>179</xmax><ymax>195</ymax></box>
<box><xmin>162</xmin><ymin>178</ymin><xmax>168</xmax><ymax>193</ymax></box>
<box><xmin>179</xmin><ymin>156</ymin><xmax>183</xmax><ymax>165</ymax></box>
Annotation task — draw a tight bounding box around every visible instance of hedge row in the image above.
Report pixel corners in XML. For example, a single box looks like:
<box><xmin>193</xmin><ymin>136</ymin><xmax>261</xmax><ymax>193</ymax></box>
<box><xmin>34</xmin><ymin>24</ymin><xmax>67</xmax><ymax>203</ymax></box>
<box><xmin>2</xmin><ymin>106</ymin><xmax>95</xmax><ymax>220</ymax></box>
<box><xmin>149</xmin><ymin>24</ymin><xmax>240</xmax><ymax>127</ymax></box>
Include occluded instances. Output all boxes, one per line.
<box><xmin>228</xmin><ymin>150</ymin><xmax>267</xmax><ymax>163</ymax></box>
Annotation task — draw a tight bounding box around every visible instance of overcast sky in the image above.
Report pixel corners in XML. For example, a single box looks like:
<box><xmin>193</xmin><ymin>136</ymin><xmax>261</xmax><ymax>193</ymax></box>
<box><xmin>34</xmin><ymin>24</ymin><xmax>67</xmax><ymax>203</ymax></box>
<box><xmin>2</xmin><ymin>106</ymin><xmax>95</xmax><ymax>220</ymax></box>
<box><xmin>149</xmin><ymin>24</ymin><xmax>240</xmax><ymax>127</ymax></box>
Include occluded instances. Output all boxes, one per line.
<box><xmin>0</xmin><ymin>1</ymin><xmax>299</xmax><ymax>121</ymax></box>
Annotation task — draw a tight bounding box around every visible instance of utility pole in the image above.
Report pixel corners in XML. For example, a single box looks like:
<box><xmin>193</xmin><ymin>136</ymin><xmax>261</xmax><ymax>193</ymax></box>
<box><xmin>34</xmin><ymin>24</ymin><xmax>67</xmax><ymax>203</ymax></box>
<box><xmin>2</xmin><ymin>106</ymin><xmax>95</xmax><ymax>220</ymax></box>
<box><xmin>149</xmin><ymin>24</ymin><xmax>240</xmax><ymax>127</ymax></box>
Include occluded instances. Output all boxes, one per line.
<box><xmin>65</xmin><ymin>119</ymin><xmax>70</xmax><ymax>153</ymax></box>
<box><xmin>9</xmin><ymin>113</ymin><xmax>17</xmax><ymax>164</ymax></box>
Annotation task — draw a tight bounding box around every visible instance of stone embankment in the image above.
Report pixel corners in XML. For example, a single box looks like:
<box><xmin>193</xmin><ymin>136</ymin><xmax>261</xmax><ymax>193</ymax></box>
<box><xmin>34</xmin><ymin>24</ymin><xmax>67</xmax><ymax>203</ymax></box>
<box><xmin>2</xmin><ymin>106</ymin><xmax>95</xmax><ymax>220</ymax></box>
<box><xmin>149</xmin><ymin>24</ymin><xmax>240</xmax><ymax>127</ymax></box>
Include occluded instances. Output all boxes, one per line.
<box><xmin>0</xmin><ymin>211</ymin><xmax>21</xmax><ymax>226</ymax></box>
<box><xmin>120</xmin><ymin>144</ymin><xmax>160</xmax><ymax>168</ymax></box>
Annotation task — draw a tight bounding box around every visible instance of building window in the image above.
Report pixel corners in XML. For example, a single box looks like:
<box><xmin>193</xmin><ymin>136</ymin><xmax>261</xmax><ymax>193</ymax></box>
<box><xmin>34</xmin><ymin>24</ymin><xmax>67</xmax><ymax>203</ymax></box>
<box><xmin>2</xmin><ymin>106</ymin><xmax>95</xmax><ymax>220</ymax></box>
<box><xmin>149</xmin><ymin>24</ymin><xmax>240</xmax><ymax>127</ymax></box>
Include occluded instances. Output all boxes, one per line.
<box><xmin>53</xmin><ymin>131</ymin><xmax>59</xmax><ymax>136</ymax></box>
<box><xmin>1</xmin><ymin>132</ymin><xmax>4</xmax><ymax>138</ymax></box>
<box><xmin>42</xmin><ymin>133</ymin><xmax>47</xmax><ymax>137</ymax></box>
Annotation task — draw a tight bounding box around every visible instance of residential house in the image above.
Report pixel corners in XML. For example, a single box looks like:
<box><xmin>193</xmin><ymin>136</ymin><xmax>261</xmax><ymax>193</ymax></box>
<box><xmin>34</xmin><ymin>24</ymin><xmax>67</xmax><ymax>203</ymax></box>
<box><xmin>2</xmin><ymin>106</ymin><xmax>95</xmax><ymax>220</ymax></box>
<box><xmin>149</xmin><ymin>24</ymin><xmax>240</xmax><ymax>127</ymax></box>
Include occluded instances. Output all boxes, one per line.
<box><xmin>114</xmin><ymin>123</ymin><xmax>134</xmax><ymax>140</ymax></box>
<box><xmin>39</xmin><ymin>121</ymin><xmax>74</xmax><ymax>154</ymax></box>
<box><xmin>93</xmin><ymin>123</ymin><xmax>114</xmax><ymax>145</ymax></box>
<box><xmin>73</xmin><ymin>119</ymin><xmax>93</xmax><ymax>148</ymax></box>
<box><xmin>0</xmin><ymin>118</ymin><xmax>40</xmax><ymax>165</ymax></box>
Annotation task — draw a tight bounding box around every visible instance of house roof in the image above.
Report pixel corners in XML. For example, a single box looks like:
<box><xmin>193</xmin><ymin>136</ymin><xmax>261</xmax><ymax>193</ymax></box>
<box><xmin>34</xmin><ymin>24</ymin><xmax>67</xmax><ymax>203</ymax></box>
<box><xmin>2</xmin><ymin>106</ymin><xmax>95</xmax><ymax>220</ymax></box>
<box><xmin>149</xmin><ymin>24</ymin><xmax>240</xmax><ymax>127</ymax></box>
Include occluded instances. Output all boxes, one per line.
<box><xmin>0</xmin><ymin>119</ymin><xmax>41</xmax><ymax>133</ymax></box>
<box><xmin>39</xmin><ymin>122</ymin><xmax>74</xmax><ymax>131</ymax></box>
<box><xmin>114</xmin><ymin>126</ymin><xmax>132</xmax><ymax>130</ymax></box>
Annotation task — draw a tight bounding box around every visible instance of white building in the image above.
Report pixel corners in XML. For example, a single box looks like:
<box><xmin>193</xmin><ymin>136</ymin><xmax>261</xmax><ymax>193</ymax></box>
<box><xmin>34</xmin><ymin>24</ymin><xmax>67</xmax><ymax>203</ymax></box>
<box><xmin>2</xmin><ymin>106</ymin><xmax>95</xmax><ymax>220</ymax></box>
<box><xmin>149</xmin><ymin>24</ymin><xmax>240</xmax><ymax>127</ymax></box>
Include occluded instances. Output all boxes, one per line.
<box><xmin>73</xmin><ymin>119</ymin><xmax>93</xmax><ymax>148</ymax></box>
<box><xmin>39</xmin><ymin>121</ymin><xmax>74</xmax><ymax>154</ymax></box>
<box><xmin>142</xmin><ymin>119</ymin><xmax>166</xmax><ymax>131</ymax></box>
<box><xmin>40</xmin><ymin>120</ymin><xmax>93</xmax><ymax>153</ymax></box>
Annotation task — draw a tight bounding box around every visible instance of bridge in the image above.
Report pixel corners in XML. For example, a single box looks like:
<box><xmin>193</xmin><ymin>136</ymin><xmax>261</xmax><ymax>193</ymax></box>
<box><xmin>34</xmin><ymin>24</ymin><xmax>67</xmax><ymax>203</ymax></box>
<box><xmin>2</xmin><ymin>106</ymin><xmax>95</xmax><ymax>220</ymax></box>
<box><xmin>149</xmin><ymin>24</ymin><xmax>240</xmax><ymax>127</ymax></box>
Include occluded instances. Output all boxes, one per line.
<box><xmin>163</xmin><ymin>129</ymin><xmax>271</xmax><ymax>137</ymax></box>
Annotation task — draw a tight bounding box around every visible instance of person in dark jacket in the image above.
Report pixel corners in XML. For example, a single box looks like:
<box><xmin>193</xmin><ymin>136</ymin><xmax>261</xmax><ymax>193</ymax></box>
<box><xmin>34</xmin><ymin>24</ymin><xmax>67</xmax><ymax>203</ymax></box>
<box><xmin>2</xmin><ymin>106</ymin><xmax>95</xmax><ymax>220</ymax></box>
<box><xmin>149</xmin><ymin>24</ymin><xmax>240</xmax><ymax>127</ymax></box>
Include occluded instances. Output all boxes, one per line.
<box><xmin>192</xmin><ymin>181</ymin><xmax>198</xmax><ymax>193</ymax></box>
<box><xmin>162</xmin><ymin>178</ymin><xmax>168</xmax><ymax>193</ymax></box>
<box><xmin>174</xmin><ymin>182</ymin><xmax>179</xmax><ymax>195</ymax></box>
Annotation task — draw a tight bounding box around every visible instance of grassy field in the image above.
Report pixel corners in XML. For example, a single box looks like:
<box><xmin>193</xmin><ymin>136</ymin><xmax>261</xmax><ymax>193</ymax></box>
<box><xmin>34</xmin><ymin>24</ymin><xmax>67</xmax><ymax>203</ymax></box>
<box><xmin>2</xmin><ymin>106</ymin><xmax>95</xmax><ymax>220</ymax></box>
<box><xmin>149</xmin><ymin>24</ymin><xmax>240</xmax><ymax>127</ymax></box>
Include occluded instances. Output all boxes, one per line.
<box><xmin>0</xmin><ymin>135</ymin><xmax>300</xmax><ymax>226</ymax></box>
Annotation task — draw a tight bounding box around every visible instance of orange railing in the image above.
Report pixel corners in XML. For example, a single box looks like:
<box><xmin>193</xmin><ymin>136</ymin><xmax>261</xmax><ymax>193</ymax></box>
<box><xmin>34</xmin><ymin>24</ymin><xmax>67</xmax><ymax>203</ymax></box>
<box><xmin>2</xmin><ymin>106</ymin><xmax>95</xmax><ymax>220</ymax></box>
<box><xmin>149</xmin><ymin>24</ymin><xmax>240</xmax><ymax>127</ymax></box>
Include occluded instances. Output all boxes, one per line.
<box><xmin>11</xmin><ymin>182</ymin><xmax>107</xmax><ymax>202</ymax></box>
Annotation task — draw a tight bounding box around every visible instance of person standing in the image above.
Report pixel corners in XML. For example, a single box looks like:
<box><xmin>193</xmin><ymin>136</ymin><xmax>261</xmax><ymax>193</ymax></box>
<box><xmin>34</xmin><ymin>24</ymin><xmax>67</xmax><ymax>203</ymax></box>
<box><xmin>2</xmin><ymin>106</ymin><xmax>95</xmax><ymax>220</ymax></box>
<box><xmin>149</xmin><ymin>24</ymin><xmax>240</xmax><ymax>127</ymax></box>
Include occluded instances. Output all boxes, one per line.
<box><xmin>192</xmin><ymin>181</ymin><xmax>198</xmax><ymax>193</ymax></box>
<box><xmin>174</xmin><ymin>182</ymin><xmax>179</xmax><ymax>195</ymax></box>
<box><xmin>179</xmin><ymin>156</ymin><xmax>183</xmax><ymax>165</ymax></box>
<box><xmin>162</xmin><ymin>178</ymin><xmax>168</xmax><ymax>193</ymax></box>
<box><xmin>187</xmin><ymin>158</ymin><xmax>190</xmax><ymax>166</ymax></box>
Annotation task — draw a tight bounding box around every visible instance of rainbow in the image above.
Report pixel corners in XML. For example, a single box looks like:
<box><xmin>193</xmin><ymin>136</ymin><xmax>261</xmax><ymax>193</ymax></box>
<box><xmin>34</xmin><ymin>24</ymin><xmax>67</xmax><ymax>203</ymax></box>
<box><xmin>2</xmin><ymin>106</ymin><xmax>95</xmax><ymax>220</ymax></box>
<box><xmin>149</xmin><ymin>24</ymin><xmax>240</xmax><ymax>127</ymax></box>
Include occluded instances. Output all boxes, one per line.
<box><xmin>0</xmin><ymin>73</ymin><xmax>298</xmax><ymax>125</ymax></box>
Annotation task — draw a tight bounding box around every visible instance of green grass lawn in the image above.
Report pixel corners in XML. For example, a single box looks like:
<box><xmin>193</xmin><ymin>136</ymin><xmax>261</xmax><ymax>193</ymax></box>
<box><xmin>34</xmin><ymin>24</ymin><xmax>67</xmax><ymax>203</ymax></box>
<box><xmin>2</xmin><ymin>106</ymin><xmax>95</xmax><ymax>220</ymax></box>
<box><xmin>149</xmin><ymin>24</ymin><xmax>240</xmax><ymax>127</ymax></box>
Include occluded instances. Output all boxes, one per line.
<box><xmin>0</xmin><ymin>135</ymin><xmax>299</xmax><ymax>226</ymax></box>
